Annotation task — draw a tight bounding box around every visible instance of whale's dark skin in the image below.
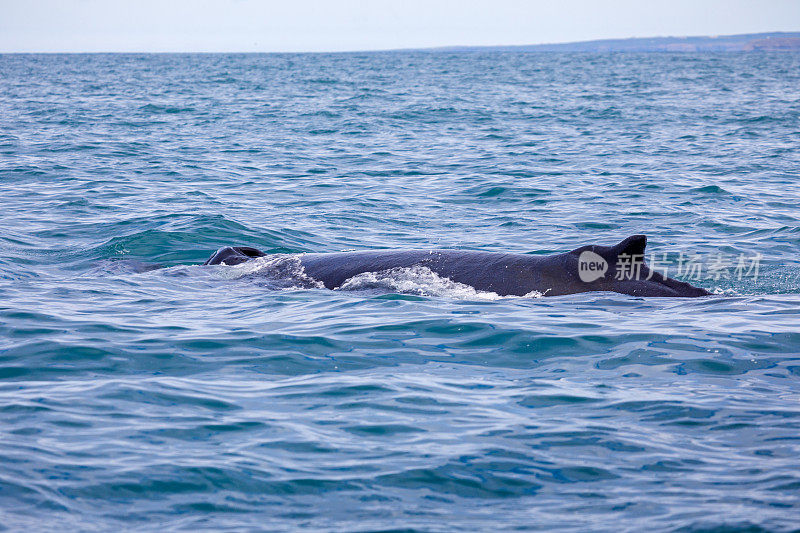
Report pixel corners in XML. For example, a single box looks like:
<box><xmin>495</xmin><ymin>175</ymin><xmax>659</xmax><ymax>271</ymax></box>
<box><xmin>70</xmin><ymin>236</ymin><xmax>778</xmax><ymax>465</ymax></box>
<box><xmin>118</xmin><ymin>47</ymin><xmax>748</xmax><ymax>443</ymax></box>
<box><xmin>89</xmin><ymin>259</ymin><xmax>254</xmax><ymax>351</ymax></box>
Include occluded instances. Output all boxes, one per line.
<box><xmin>203</xmin><ymin>235</ymin><xmax>711</xmax><ymax>297</ymax></box>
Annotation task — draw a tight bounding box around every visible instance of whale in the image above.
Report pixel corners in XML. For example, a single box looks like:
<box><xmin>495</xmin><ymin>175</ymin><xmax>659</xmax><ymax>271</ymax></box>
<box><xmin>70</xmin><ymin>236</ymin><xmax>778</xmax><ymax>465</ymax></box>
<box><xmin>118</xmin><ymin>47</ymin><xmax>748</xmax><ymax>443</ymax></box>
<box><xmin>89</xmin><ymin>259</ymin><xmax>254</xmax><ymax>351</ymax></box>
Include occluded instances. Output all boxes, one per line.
<box><xmin>203</xmin><ymin>235</ymin><xmax>711</xmax><ymax>297</ymax></box>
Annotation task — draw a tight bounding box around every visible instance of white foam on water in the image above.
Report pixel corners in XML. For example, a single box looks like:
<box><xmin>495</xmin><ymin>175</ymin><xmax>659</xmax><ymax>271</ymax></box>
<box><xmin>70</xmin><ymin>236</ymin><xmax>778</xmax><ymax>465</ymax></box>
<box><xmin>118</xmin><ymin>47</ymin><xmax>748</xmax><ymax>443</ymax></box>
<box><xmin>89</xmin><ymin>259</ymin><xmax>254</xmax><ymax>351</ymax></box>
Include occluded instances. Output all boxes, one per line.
<box><xmin>337</xmin><ymin>265</ymin><xmax>544</xmax><ymax>300</ymax></box>
<box><xmin>220</xmin><ymin>254</ymin><xmax>324</xmax><ymax>289</ymax></box>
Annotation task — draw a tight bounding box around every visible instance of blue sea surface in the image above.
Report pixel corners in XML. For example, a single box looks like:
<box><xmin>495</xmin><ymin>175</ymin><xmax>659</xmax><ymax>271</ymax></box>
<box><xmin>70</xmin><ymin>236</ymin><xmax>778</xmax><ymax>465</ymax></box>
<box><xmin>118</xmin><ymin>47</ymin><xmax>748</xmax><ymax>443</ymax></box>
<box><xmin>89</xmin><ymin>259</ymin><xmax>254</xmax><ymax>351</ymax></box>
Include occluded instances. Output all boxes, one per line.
<box><xmin>1</xmin><ymin>52</ymin><xmax>800</xmax><ymax>531</ymax></box>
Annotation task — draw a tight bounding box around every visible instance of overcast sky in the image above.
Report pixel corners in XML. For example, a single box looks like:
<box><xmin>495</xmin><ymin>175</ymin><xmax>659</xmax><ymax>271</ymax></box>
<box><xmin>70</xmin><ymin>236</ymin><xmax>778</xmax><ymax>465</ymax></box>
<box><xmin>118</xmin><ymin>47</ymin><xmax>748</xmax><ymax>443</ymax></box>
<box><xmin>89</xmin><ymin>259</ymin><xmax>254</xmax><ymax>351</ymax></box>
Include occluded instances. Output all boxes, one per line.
<box><xmin>1</xmin><ymin>0</ymin><xmax>799</xmax><ymax>53</ymax></box>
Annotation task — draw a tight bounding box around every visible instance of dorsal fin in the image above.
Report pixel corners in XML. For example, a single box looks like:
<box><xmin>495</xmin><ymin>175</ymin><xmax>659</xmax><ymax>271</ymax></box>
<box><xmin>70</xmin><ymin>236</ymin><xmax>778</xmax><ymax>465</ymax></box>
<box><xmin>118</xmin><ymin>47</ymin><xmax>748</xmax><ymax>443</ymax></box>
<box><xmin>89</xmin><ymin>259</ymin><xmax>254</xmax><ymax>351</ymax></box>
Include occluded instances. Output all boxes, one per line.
<box><xmin>609</xmin><ymin>234</ymin><xmax>647</xmax><ymax>258</ymax></box>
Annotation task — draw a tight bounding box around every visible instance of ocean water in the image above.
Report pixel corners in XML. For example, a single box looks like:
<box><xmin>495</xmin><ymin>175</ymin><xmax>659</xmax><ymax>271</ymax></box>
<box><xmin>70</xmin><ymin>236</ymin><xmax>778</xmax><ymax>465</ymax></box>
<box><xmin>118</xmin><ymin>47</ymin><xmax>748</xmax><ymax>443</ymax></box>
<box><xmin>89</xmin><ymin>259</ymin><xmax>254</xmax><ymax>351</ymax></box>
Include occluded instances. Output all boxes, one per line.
<box><xmin>1</xmin><ymin>52</ymin><xmax>800</xmax><ymax>531</ymax></box>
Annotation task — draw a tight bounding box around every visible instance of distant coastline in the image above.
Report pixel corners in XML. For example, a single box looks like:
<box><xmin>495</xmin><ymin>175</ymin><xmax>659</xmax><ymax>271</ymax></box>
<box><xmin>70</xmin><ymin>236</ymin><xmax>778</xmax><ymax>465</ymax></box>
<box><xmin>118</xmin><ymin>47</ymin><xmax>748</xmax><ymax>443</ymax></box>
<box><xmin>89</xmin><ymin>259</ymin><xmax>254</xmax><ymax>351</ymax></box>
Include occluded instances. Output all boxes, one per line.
<box><xmin>2</xmin><ymin>31</ymin><xmax>799</xmax><ymax>55</ymax></box>
<box><xmin>412</xmin><ymin>32</ymin><xmax>800</xmax><ymax>53</ymax></box>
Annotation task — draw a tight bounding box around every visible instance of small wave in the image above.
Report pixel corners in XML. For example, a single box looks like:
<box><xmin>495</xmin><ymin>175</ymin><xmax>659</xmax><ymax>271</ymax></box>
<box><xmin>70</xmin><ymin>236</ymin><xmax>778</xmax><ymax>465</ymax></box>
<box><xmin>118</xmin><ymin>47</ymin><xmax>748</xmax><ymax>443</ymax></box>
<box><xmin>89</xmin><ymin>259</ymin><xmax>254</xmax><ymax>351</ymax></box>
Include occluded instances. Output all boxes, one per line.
<box><xmin>689</xmin><ymin>185</ymin><xmax>731</xmax><ymax>194</ymax></box>
<box><xmin>138</xmin><ymin>103</ymin><xmax>195</xmax><ymax>114</ymax></box>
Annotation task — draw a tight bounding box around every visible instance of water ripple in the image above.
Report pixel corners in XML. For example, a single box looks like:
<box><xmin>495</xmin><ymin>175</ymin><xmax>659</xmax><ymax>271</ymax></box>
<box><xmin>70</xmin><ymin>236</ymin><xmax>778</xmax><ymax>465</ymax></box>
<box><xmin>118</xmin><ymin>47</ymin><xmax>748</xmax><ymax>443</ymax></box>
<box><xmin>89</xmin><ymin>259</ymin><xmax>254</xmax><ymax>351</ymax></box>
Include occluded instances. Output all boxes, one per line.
<box><xmin>1</xmin><ymin>51</ymin><xmax>799</xmax><ymax>530</ymax></box>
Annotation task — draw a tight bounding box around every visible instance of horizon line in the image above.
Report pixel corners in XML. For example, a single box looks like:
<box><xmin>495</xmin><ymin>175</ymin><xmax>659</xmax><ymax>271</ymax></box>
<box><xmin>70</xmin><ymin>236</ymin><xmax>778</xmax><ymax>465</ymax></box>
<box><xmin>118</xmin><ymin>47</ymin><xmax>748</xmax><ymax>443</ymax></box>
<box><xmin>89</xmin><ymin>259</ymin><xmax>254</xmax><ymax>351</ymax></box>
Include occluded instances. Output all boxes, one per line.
<box><xmin>1</xmin><ymin>30</ymin><xmax>798</xmax><ymax>55</ymax></box>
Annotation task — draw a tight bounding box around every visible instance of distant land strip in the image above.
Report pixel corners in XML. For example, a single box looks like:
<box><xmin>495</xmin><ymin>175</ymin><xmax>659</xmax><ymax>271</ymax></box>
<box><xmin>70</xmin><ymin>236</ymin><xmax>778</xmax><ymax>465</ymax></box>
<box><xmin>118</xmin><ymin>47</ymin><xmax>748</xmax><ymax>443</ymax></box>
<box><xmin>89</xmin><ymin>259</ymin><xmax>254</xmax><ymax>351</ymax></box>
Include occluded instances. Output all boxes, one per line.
<box><xmin>409</xmin><ymin>32</ymin><xmax>800</xmax><ymax>52</ymax></box>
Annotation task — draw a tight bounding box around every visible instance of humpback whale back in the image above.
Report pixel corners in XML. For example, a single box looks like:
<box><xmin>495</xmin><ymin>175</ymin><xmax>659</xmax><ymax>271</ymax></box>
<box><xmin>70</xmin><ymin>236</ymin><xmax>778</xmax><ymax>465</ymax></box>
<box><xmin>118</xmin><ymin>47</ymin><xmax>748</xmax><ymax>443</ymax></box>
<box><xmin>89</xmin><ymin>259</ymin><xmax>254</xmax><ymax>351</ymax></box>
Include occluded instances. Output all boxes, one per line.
<box><xmin>202</xmin><ymin>235</ymin><xmax>711</xmax><ymax>298</ymax></box>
